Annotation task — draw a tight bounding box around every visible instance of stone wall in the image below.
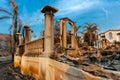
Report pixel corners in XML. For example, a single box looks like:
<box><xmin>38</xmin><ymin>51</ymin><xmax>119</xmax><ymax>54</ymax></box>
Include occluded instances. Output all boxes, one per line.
<box><xmin>20</xmin><ymin>56</ymin><xmax>104</xmax><ymax>80</ymax></box>
<box><xmin>24</xmin><ymin>38</ymin><xmax>44</xmax><ymax>56</ymax></box>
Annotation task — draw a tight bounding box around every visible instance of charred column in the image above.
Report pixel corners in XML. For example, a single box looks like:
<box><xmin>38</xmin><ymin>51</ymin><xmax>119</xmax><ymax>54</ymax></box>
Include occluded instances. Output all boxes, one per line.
<box><xmin>24</xmin><ymin>25</ymin><xmax>31</xmax><ymax>43</ymax></box>
<box><xmin>71</xmin><ymin>22</ymin><xmax>76</xmax><ymax>49</ymax></box>
<box><xmin>16</xmin><ymin>33</ymin><xmax>21</xmax><ymax>45</ymax></box>
<box><xmin>41</xmin><ymin>5</ymin><xmax>58</xmax><ymax>57</ymax></box>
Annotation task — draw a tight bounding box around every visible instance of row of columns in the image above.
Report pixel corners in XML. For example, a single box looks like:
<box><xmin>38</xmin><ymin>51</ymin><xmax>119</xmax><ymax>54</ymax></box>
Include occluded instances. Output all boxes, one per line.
<box><xmin>16</xmin><ymin>25</ymin><xmax>32</xmax><ymax>46</ymax></box>
<box><xmin>16</xmin><ymin>5</ymin><xmax>58</xmax><ymax>57</ymax></box>
<box><xmin>17</xmin><ymin>5</ymin><xmax>78</xmax><ymax>57</ymax></box>
<box><xmin>15</xmin><ymin>25</ymin><xmax>31</xmax><ymax>56</ymax></box>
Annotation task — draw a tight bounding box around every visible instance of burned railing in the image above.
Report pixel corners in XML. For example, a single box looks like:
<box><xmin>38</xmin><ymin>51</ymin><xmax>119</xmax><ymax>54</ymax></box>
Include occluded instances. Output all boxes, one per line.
<box><xmin>24</xmin><ymin>38</ymin><xmax>44</xmax><ymax>56</ymax></box>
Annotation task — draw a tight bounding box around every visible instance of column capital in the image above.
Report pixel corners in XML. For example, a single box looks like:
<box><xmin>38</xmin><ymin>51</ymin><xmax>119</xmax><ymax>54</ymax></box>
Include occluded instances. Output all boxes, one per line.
<box><xmin>24</xmin><ymin>24</ymin><xmax>30</xmax><ymax>29</ymax></box>
<box><xmin>41</xmin><ymin>5</ymin><xmax>58</xmax><ymax>13</ymax></box>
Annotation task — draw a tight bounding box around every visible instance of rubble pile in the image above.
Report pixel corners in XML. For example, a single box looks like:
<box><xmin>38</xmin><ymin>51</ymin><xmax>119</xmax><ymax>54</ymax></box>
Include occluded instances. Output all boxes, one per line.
<box><xmin>100</xmin><ymin>51</ymin><xmax>120</xmax><ymax>71</ymax></box>
<box><xmin>56</xmin><ymin>46</ymin><xmax>120</xmax><ymax>80</ymax></box>
<box><xmin>77</xmin><ymin>50</ymin><xmax>120</xmax><ymax>80</ymax></box>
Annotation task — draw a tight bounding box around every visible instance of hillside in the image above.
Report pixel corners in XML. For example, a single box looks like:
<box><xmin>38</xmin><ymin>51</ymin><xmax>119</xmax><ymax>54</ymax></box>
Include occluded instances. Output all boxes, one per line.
<box><xmin>0</xmin><ymin>33</ymin><xmax>11</xmax><ymax>56</ymax></box>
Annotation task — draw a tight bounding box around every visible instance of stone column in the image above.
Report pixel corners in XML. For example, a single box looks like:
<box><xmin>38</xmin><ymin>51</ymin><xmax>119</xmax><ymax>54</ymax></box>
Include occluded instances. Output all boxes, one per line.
<box><xmin>60</xmin><ymin>20</ymin><xmax>63</xmax><ymax>48</ymax></box>
<box><xmin>16</xmin><ymin>33</ymin><xmax>21</xmax><ymax>45</ymax></box>
<box><xmin>23</xmin><ymin>25</ymin><xmax>30</xmax><ymax>55</ymax></box>
<box><xmin>71</xmin><ymin>22</ymin><xmax>76</xmax><ymax>49</ymax></box>
<box><xmin>24</xmin><ymin>25</ymin><xmax>30</xmax><ymax>43</ymax></box>
<box><xmin>15</xmin><ymin>33</ymin><xmax>21</xmax><ymax>56</ymax></box>
<box><xmin>60</xmin><ymin>20</ymin><xmax>67</xmax><ymax>49</ymax></box>
<box><xmin>41</xmin><ymin>5</ymin><xmax>58</xmax><ymax>57</ymax></box>
<box><xmin>63</xmin><ymin>21</ymin><xmax>67</xmax><ymax>49</ymax></box>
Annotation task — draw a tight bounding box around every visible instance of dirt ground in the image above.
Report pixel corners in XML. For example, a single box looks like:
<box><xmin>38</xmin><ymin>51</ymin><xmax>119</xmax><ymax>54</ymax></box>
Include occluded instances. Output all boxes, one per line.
<box><xmin>0</xmin><ymin>61</ymin><xmax>34</xmax><ymax>80</ymax></box>
<box><xmin>0</xmin><ymin>61</ymin><xmax>15</xmax><ymax>80</ymax></box>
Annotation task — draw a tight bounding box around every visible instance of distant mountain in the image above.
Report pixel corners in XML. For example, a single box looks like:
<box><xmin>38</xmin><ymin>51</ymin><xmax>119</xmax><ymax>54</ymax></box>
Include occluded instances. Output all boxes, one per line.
<box><xmin>0</xmin><ymin>33</ymin><xmax>11</xmax><ymax>56</ymax></box>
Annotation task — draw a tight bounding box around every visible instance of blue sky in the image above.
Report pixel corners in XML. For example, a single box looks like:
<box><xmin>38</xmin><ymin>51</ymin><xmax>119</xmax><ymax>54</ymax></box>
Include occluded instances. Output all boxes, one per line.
<box><xmin>0</xmin><ymin>0</ymin><xmax>120</xmax><ymax>39</ymax></box>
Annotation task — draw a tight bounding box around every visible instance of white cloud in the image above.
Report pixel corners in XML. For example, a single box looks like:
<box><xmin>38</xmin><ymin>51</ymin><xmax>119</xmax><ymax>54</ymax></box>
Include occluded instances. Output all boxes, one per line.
<box><xmin>54</xmin><ymin>0</ymin><xmax>100</xmax><ymax>16</ymax></box>
<box><xmin>102</xmin><ymin>7</ymin><xmax>108</xmax><ymax>20</ymax></box>
<box><xmin>19</xmin><ymin>0</ymin><xmax>101</xmax><ymax>26</ymax></box>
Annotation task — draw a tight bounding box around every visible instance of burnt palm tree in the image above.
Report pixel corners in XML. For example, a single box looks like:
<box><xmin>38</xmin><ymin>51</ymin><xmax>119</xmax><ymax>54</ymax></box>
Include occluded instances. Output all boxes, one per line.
<box><xmin>0</xmin><ymin>0</ymin><xmax>20</xmax><ymax>41</ymax></box>
<box><xmin>75</xmin><ymin>25</ymin><xmax>82</xmax><ymax>47</ymax></box>
<box><xmin>0</xmin><ymin>0</ymin><xmax>22</xmax><ymax>61</ymax></box>
<box><xmin>75</xmin><ymin>25</ymin><xmax>82</xmax><ymax>36</ymax></box>
<box><xmin>0</xmin><ymin>7</ymin><xmax>12</xmax><ymax>20</ymax></box>
<box><xmin>10</xmin><ymin>0</ymin><xmax>18</xmax><ymax>44</ymax></box>
<box><xmin>83</xmin><ymin>22</ymin><xmax>98</xmax><ymax>46</ymax></box>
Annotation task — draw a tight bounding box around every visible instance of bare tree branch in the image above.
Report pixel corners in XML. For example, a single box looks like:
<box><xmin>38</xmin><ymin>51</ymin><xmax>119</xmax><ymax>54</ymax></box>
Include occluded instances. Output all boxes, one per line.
<box><xmin>0</xmin><ymin>8</ymin><xmax>12</xmax><ymax>15</ymax></box>
<box><xmin>0</xmin><ymin>16</ymin><xmax>10</xmax><ymax>20</ymax></box>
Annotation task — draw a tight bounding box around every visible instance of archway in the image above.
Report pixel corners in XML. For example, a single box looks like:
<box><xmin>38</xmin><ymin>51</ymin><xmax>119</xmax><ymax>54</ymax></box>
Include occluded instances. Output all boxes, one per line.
<box><xmin>66</xmin><ymin>23</ymin><xmax>72</xmax><ymax>47</ymax></box>
<box><xmin>60</xmin><ymin>17</ymin><xmax>76</xmax><ymax>50</ymax></box>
